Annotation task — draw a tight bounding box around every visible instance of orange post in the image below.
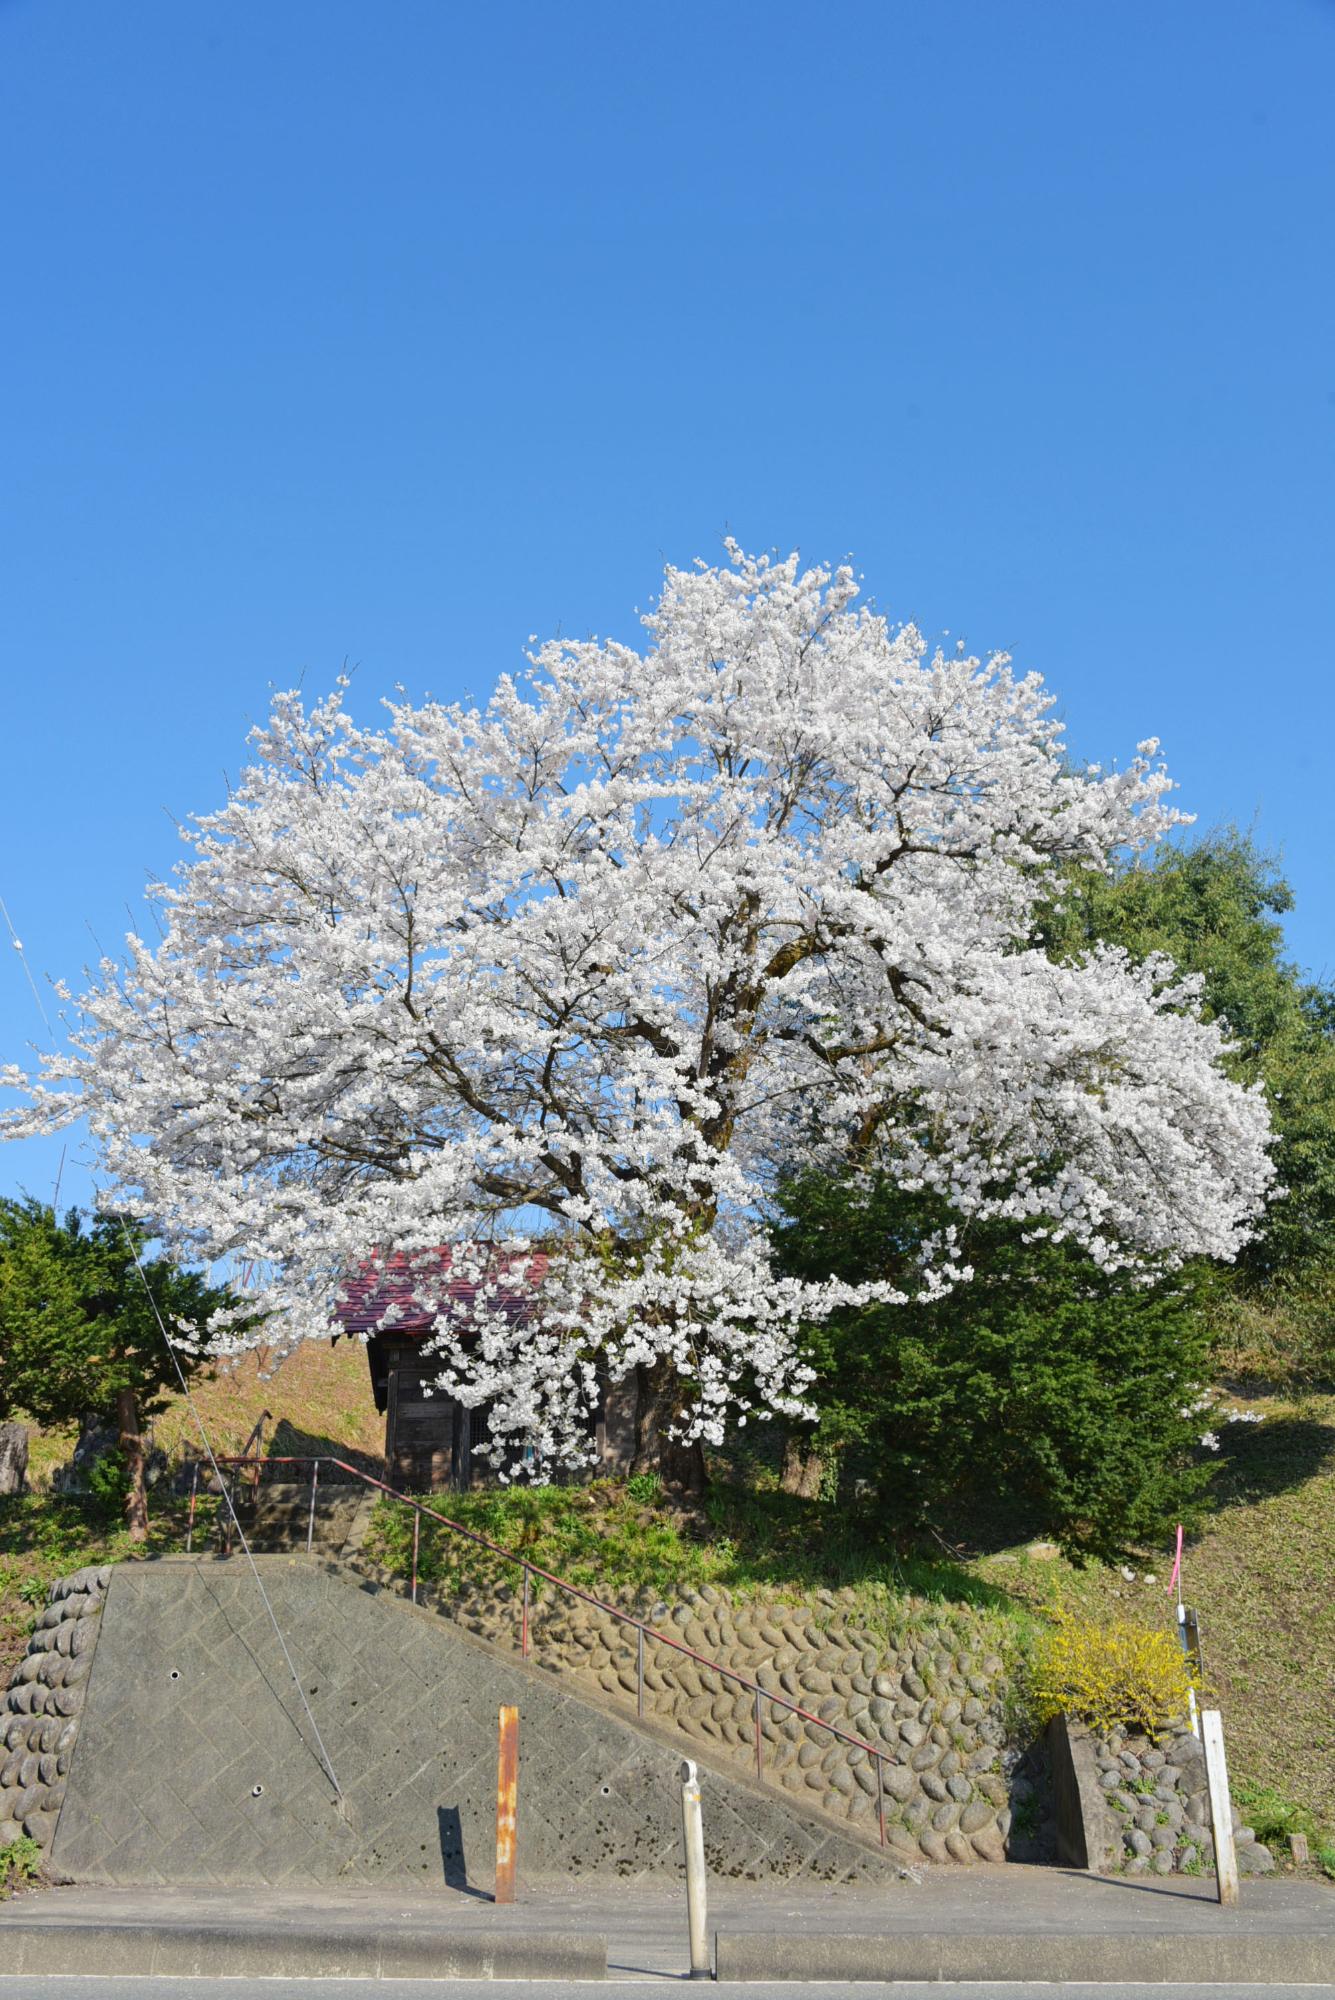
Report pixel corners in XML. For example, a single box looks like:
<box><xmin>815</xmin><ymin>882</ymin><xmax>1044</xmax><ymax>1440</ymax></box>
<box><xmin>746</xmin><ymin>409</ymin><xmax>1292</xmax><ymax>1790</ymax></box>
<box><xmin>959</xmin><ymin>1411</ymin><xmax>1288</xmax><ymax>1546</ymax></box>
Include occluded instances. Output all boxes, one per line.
<box><xmin>495</xmin><ymin>1704</ymin><xmax>519</xmax><ymax>1903</ymax></box>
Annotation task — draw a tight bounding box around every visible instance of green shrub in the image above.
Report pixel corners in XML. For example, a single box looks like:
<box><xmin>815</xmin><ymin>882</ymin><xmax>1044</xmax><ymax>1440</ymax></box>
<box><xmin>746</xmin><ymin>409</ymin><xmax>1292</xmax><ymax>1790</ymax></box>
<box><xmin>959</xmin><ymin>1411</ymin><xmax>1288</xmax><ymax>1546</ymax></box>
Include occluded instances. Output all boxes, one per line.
<box><xmin>0</xmin><ymin>1835</ymin><xmax>41</xmax><ymax>1897</ymax></box>
<box><xmin>86</xmin><ymin>1449</ymin><xmax>130</xmax><ymax>1514</ymax></box>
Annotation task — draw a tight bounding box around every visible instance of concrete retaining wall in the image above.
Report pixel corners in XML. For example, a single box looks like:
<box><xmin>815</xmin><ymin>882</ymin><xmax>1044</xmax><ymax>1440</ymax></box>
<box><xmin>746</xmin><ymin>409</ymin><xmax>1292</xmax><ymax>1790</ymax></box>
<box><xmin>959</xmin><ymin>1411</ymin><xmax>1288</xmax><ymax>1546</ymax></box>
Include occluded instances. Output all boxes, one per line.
<box><xmin>48</xmin><ymin>1556</ymin><xmax>907</xmax><ymax>1888</ymax></box>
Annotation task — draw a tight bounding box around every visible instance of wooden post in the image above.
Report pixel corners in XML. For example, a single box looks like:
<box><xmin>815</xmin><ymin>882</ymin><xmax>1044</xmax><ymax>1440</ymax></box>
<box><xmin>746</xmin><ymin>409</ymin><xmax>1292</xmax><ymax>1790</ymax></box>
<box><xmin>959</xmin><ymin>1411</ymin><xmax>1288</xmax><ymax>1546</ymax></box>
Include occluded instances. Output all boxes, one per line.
<box><xmin>1201</xmin><ymin>1708</ymin><xmax>1239</xmax><ymax>1906</ymax></box>
<box><xmin>495</xmin><ymin>1704</ymin><xmax>519</xmax><ymax>1904</ymax></box>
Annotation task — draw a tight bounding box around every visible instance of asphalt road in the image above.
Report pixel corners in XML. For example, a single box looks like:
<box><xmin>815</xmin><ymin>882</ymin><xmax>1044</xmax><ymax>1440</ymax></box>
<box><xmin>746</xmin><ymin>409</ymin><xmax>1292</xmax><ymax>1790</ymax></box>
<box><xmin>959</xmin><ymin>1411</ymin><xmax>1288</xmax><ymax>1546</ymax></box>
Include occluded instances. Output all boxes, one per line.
<box><xmin>2</xmin><ymin>1981</ymin><xmax>1334</xmax><ymax>1999</ymax></box>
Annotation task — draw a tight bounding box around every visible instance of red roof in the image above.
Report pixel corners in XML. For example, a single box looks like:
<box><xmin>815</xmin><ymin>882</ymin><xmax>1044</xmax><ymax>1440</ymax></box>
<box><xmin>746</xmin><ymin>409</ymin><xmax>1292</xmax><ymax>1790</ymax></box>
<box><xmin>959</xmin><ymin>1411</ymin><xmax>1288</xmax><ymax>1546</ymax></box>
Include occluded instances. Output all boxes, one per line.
<box><xmin>333</xmin><ymin>1244</ymin><xmax>548</xmax><ymax>1340</ymax></box>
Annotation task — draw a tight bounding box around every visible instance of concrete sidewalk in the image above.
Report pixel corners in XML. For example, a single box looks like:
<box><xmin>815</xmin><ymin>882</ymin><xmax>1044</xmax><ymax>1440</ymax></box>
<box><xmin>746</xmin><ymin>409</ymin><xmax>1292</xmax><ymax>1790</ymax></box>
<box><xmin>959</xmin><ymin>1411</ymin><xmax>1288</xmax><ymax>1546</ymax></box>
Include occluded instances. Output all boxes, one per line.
<box><xmin>1</xmin><ymin>1868</ymin><xmax>1333</xmax><ymax>1982</ymax></box>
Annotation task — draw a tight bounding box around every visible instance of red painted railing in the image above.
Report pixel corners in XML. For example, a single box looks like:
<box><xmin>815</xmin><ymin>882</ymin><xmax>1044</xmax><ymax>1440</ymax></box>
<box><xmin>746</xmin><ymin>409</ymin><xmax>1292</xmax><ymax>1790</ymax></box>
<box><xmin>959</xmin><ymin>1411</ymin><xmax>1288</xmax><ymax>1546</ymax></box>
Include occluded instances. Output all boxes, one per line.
<box><xmin>192</xmin><ymin>1451</ymin><xmax>896</xmax><ymax>1846</ymax></box>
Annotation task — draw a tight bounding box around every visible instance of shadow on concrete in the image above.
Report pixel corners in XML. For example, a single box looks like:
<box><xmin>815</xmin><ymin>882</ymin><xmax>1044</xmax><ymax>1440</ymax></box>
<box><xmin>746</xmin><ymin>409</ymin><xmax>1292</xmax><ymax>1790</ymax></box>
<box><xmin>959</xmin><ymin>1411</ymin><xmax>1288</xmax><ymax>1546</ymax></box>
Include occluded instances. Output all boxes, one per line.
<box><xmin>437</xmin><ymin>1803</ymin><xmax>483</xmax><ymax>1896</ymax></box>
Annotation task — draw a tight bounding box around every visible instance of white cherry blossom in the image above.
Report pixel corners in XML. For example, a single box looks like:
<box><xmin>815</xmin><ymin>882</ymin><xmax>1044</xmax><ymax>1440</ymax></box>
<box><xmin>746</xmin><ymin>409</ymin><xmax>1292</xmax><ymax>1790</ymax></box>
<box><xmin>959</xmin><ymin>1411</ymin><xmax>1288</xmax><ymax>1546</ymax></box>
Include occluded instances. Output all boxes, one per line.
<box><xmin>2</xmin><ymin>546</ymin><xmax>1275</xmax><ymax>1473</ymax></box>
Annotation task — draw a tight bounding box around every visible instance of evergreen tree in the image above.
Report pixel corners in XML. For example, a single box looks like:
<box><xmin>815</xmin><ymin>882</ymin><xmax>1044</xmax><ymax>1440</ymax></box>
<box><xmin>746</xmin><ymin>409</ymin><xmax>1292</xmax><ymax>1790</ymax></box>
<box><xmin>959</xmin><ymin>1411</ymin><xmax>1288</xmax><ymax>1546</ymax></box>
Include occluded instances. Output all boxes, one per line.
<box><xmin>0</xmin><ymin>1201</ymin><xmax>234</xmax><ymax>1539</ymax></box>
<box><xmin>771</xmin><ymin>834</ymin><xmax>1333</xmax><ymax>1553</ymax></box>
<box><xmin>773</xmin><ymin>1175</ymin><xmax>1217</xmax><ymax>1562</ymax></box>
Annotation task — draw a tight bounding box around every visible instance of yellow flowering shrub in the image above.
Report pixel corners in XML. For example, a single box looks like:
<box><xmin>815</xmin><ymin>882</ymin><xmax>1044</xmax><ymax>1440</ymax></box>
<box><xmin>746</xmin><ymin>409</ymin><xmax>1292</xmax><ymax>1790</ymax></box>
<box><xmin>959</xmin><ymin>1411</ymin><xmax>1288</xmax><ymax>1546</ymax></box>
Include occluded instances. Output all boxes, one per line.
<box><xmin>1028</xmin><ymin>1613</ymin><xmax>1199</xmax><ymax>1737</ymax></box>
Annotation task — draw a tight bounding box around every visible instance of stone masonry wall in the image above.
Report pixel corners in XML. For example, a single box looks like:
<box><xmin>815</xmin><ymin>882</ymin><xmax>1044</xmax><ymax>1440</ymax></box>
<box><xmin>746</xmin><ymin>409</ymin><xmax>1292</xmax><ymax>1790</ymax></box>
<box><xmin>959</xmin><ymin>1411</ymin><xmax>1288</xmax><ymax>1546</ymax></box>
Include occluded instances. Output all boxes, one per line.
<box><xmin>396</xmin><ymin>1571</ymin><xmax>1045</xmax><ymax>1869</ymax></box>
<box><xmin>1095</xmin><ymin>1725</ymin><xmax>1275</xmax><ymax>1878</ymax></box>
<box><xmin>0</xmin><ymin>1565</ymin><xmax>110</xmax><ymax>1853</ymax></box>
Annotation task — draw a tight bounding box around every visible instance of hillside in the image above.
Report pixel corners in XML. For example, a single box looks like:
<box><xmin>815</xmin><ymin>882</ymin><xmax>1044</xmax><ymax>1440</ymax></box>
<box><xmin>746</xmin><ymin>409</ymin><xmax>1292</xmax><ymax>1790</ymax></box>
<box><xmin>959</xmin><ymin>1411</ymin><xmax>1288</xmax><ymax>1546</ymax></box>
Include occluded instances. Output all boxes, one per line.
<box><xmin>3</xmin><ymin>1347</ymin><xmax>1332</xmax><ymax>1860</ymax></box>
<box><xmin>2</xmin><ymin>1339</ymin><xmax>385</xmax><ymax>1678</ymax></box>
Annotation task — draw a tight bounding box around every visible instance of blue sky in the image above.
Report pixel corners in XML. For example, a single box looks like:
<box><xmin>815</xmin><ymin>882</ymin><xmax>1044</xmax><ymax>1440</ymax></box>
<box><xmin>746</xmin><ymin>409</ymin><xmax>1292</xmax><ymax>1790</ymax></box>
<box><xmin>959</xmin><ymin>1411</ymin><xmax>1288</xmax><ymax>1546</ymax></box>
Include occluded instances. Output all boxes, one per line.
<box><xmin>2</xmin><ymin>0</ymin><xmax>1332</xmax><ymax>1214</ymax></box>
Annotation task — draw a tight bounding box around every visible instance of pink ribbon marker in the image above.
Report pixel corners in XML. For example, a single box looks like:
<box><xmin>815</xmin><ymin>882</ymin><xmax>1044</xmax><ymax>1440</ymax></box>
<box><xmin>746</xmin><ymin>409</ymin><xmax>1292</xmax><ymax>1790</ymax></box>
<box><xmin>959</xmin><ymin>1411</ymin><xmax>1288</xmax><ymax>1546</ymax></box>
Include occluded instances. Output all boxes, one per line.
<box><xmin>1166</xmin><ymin>1522</ymin><xmax>1183</xmax><ymax>1599</ymax></box>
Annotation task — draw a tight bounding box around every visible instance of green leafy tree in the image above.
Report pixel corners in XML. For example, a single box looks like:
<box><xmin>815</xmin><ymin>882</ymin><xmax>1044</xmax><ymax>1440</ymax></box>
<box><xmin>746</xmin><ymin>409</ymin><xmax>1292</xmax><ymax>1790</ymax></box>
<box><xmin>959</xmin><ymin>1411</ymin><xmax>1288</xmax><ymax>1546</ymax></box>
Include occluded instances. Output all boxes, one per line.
<box><xmin>0</xmin><ymin>1200</ymin><xmax>236</xmax><ymax>1539</ymax></box>
<box><xmin>1037</xmin><ymin>832</ymin><xmax>1335</xmax><ymax>1386</ymax></box>
<box><xmin>772</xmin><ymin>1174</ymin><xmax>1217</xmax><ymax>1562</ymax></box>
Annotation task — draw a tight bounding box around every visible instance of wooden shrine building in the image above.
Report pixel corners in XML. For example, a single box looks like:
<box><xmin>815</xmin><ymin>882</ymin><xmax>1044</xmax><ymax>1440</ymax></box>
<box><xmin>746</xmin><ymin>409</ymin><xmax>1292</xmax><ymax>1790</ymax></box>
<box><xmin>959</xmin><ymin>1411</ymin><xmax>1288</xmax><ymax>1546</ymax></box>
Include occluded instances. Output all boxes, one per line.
<box><xmin>333</xmin><ymin>1246</ymin><xmax>634</xmax><ymax>1491</ymax></box>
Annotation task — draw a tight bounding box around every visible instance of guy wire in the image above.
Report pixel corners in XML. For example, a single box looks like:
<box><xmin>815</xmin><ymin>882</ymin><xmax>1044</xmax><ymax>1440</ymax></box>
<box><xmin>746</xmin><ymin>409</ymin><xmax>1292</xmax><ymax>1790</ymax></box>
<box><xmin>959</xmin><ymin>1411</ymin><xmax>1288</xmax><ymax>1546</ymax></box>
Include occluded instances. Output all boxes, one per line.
<box><xmin>118</xmin><ymin>1220</ymin><xmax>346</xmax><ymax>1807</ymax></box>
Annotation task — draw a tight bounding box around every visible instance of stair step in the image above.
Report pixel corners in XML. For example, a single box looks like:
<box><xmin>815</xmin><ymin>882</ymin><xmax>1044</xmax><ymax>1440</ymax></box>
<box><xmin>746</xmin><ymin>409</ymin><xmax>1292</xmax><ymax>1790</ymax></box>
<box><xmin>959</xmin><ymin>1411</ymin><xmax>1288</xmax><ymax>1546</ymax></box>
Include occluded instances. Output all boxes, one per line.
<box><xmin>222</xmin><ymin>1481</ymin><xmax>376</xmax><ymax>1557</ymax></box>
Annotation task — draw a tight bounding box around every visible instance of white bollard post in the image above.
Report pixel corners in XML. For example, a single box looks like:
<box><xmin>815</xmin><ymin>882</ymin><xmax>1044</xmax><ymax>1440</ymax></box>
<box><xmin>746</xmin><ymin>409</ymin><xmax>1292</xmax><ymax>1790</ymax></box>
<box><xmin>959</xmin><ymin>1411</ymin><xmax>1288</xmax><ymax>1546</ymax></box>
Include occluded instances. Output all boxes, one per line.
<box><xmin>679</xmin><ymin>1758</ymin><xmax>710</xmax><ymax>1979</ymax></box>
<box><xmin>1201</xmin><ymin>1708</ymin><xmax>1239</xmax><ymax>1906</ymax></box>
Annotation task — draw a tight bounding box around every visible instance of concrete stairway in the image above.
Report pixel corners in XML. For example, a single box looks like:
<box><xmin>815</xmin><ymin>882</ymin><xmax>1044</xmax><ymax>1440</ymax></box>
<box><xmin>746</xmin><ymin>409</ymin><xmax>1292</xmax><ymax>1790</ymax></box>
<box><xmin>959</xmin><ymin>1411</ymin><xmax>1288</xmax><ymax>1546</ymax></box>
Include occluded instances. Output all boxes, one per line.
<box><xmin>210</xmin><ymin>1475</ymin><xmax>1022</xmax><ymax>1872</ymax></box>
<box><xmin>225</xmin><ymin>1481</ymin><xmax>377</xmax><ymax>1559</ymax></box>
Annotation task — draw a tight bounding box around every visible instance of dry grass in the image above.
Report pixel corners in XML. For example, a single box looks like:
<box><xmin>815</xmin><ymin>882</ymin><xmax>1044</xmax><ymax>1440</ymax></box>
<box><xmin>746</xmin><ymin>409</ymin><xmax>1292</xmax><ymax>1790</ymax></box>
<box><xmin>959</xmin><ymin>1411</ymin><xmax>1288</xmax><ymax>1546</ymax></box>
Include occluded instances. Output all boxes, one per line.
<box><xmin>20</xmin><ymin>1337</ymin><xmax>385</xmax><ymax>1494</ymax></box>
<box><xmin>152</xmin><ymin>1336</ymin><xmax>385</xmax><ymax>1464</ymax></box>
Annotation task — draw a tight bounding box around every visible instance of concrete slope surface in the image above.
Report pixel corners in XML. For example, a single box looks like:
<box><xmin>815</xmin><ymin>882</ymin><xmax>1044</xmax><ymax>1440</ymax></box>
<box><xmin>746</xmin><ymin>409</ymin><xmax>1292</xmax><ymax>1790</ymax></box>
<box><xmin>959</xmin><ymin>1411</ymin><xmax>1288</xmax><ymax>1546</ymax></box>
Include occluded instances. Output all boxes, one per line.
<box><xmin>50</xmin><ymin>1555</ymin><xmax>903</xmax><ymax>1889</ymax></box>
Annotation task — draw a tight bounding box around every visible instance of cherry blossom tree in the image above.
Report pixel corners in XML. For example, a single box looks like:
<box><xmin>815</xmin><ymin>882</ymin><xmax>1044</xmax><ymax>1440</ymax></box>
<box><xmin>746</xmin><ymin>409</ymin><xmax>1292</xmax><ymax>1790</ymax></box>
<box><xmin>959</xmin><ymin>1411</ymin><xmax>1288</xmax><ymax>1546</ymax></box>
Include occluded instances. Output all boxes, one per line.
<box><xmin>3</xmin><ymin>547</ymin><xmax>1275</xmax><ymax>1483</ymax></box>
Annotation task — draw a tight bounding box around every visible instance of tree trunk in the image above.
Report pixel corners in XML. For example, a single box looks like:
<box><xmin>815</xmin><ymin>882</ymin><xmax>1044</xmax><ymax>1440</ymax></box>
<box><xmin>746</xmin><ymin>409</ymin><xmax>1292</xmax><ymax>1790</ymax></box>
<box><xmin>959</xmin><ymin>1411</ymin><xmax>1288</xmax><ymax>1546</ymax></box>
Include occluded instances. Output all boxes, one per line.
<box><xmin>780</xmin><ymin>1434</ymin><xmax>827</xmax><ymax>1500</ymax></box>
<box><xmin>116</xmin><ymin>1387</ymin><xmax>149</xmax><ymax>1543</ymax></box>
<box><xmin>630</xmin><ymin>1362</ymin><xmax>706</xmax><ymax>1495</ymax></box>
<box><xmin>0</xmin><ymin>1421</ymin><xmax>28</xmax><ymax>1497</ymax></box>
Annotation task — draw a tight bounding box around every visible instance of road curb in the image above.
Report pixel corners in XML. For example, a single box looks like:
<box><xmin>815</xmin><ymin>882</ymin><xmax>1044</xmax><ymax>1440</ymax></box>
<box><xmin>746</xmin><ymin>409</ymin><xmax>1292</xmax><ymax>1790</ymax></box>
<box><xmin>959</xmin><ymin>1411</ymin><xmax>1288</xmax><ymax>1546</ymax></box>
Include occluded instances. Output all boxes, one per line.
<box><xmin>0</xmin><ymin>1921</ymin><xmax>608</xmax><ymax>1980</ymax></box>
<box><xmin>714</xmin><ymin>1926</ymin><xmax>1335</xmax><ymax>1985</ymax></box>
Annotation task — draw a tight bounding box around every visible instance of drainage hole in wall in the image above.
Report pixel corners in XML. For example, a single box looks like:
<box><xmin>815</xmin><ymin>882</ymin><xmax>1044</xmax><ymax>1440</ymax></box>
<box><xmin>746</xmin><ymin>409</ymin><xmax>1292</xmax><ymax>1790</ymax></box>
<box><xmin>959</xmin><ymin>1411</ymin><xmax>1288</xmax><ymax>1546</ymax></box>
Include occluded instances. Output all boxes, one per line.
<box><xmin>600</xmin><ymin>1785</ymin><xmax>611</xmax><ymax>1796</ymax></box>
<box><xmin>251</xmin><ymin>1784</ymin><xmax>264</xmax><ymax>1798</ymax></box>
<box><xmin>168</xmin><ymin>1670</ymin><xmax>181</xmax><ymax>1682</ymax></box>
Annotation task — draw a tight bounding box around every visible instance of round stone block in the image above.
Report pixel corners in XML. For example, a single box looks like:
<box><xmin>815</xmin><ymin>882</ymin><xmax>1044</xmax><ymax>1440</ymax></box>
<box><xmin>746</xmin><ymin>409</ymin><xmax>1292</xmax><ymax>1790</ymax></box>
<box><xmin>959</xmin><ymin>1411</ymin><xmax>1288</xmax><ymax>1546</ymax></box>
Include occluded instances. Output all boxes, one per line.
<box><xmin>881</xmin><ymin>1762</ymin><xmax>916</xmax><ymax>1804</ymax></box>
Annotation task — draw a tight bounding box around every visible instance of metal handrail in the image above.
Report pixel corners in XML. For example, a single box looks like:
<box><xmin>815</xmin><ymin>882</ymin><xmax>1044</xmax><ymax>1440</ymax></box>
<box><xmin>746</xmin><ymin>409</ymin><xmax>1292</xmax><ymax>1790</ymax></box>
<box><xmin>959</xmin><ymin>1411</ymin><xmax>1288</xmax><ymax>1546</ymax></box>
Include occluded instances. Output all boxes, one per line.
<box><xmin>195</xmin><ymin>1450</ymin><xmax>900</xmax><ymax>1846</ymax></box>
